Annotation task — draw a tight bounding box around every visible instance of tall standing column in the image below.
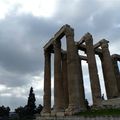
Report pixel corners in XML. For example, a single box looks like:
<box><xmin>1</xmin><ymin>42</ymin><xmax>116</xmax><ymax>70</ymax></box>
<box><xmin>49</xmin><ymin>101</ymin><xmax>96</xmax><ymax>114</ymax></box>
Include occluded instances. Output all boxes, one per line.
<box><xmin>84</xmin><ymin>33</ymin><xmax>101</xmax><ymax>106</ymax></box>
<box><xmin>111</xmin><ymin>55</ymin><xmax>120</xmax><ymax>94</ymax></box>
<box><xmin>78</xmin><ymin>55</ymin><xmax>86</xmax><ymax>110</ymax></box>
<box><xmin>62</xmin><ymin>52</ymin><xmax>69</xmax><ymax>109</ymax></box>
<box><xmin>100</xmin><ymin>40</ymin><xmax>119</xmax><ymax>98</ymax></box>
<box><xmin>98</xmin><ymin>54</ymin><xmax>108</xmax><ymax>98</ymax></box>
<box><xmin>41</xmin><ymin>50</ymin><xmax>51</xmax><ymax>116</ymax></box>
<box><xmin>65</xmin><ymin>27</ymin><xmax>81</xmax><ymax>115</ymax></box>
<box><xmin>54</xmin><ymin>40</ymin><xmax>64</xmax><ymax>113</ymax></box>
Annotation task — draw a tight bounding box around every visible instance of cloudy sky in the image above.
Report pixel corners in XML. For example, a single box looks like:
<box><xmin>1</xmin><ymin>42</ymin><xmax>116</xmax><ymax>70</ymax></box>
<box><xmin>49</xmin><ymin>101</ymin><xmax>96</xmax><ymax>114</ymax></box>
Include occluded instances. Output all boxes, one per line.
<box><xmin>0</xmin><ymin>0</ymin><xmax>120</xmax><ymax>111</ymax></box>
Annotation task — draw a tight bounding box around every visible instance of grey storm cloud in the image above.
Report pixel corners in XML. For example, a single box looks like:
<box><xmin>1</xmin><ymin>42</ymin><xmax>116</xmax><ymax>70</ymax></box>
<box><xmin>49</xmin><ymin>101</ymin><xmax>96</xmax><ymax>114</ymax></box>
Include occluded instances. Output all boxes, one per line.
<box><xmin>0</xmin><ymin>72</ymin><xmax>31</xmax><ymax>87</ymax></box>
<box><xmin>0</xmin><ymin>14</ymin><xmax>60</xmax><ymax>74</ymax></box>
<box><xmin>54</xmin><ymin>0</ymin><xmax>120</xmax><ymax>43</ymax></box>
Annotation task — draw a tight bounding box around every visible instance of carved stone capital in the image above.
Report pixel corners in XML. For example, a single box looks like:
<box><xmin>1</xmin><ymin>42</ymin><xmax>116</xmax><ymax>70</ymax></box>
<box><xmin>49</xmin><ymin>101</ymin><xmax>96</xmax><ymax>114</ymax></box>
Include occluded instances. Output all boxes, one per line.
<box><xmin>100</xmin><ymin>39</ymin><xmax>109</xmax><ymax>49</ymax></box>
<box><xmin>83</xmin><ymin>32</ymin><xmax>93</xmax><ymax>43</ymax></box>
<box><xmin>65</xmin><ymin>27</ymin><xmax>74</xmax><ymax>38</ymax></box>
<box><xmin>53</xmin><ymin>40</ymin><xmax>61</xmax><ymax>50</ymax></box>
<box><xmin>44</xmin><ymin>50</ymin><xmax>51</xmax><ymax>58</ymax></box>
<box><xmin>111</xmin><ymin>54</ymin><xmax>118</xmax><ymax>61</ymax></box>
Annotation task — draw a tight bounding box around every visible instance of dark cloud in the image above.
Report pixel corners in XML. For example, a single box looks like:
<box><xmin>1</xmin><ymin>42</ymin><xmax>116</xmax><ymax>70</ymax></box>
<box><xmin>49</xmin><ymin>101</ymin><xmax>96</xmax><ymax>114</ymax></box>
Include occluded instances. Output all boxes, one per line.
<box><xmin>54</xmin><ymin>0</ymin><xmax>120</xmax><ymax>43</ymax></box>
<box><xmin>0</xmin><ymin>72</ymin><xmax>31</xmax><ymax>87</ymax></box>
<box><xmin>0</xmin><ymin>14</ymin><xmax>61</xmax><ymax>74</ymax></box>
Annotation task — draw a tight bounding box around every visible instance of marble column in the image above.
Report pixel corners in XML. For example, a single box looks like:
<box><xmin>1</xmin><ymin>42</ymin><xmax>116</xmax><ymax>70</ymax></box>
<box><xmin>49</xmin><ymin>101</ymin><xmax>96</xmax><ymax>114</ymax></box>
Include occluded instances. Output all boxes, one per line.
<box><xmin>54</xmin><ymin>40</ymin><xmax>64</xmax><ymax>113</ymax></box>
<box><xmin>84</xmin><ymin>33</ymin><xmax>101</xmax><ymax>106</ymax></box>
<box><xmin>62</xmin><ymin>52</ymin><xmax>69</xmax><ymax>109</ymax></box>
<box><xmin>111</xmin><ymin>55</ymin><xmax>120</xmax><ymax>95</ymax></box>
<box><xmin>78</xmin><ymin>55</ymin><xmax>86</xmax><ymax>110</ymax></box>
<box><xmin>42</xmin><ymin>50</ymin><xmax>51</xmax><ymax>115</ymax></box>
<box><xmin>65</xmin><ymin>27</ymin><xmax>81</xmax><ymax>115</ymax></box>
<box><xmin>100</xmin><ymin>40</ymin><xmax>119</xmax><ymax>99</ymax></box>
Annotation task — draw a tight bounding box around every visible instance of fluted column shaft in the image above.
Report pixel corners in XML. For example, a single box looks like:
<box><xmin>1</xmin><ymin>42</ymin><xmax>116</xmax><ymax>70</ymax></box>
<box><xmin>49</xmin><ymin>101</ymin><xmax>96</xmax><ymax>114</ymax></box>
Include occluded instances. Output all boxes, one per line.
<box><xmin>100</xmin><ymin>40</ymin><xmax>119</xmax><ymax>99</ymax></box>
<box><xmin>62</xmin><ymin>52</ymin><xmax>69</xmax><ymax>109</ymax></box>
<box><xmin>65</xmin><ymin>27</ymin><xmax>81</xmax><ymax>114</ymax></box>
<box><xmin>84</xmin><ymin>33</ymin><xmax>101</xmax><ymax>106</ymax></box>
<box><xmin>42</xmin><ymin>50</ymin><xmax>51</xmax><ymax>113</ymax></box>
<box><xmin>54</xmin><ymin>40</ymin><xmax>64</xmax><ymax>112</ymax></box>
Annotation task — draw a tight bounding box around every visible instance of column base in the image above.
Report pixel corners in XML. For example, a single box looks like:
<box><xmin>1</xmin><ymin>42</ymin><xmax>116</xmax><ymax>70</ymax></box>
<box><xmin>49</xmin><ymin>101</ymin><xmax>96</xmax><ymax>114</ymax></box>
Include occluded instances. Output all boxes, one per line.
<box><xmin>41</xmin><ymin>112</ymin><xmax>51</xmax><ymax>117</ymax></box>
<box><xmin>51</xmin><ymin>108</ymin><xmax>65</xmax><ymax>116</ymax></box>
<box><xmin>56</xmin><ymin>112</ymin><xmax>65</xmax><ymax>116</ymax></box>
<box><xmin>92</xmin><ymin>99</ymin><xmax>102</xmax><ymax>109</ymax></box>
<box><xmin>64</xmin><ymin>105</ymin><xmax>81</xmax><ymax>116</ymax></box>
<box><xmin>41</xmin><ymin>109</ymin><xmax>51</xmax><ymax>117</ymax></box>
<box><xmin>51</xmin><ymin>110</ymin><xmax>56</xmax><ymax>116</ymax></box>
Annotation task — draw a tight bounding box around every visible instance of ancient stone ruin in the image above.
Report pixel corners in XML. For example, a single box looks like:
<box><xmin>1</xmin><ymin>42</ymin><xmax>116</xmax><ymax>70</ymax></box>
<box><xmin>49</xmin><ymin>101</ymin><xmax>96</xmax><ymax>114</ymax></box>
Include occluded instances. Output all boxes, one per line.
<box><xmin>41</xmin><ymin>24</ymin><xmax>120</xmax><ymax>116</ymax></box>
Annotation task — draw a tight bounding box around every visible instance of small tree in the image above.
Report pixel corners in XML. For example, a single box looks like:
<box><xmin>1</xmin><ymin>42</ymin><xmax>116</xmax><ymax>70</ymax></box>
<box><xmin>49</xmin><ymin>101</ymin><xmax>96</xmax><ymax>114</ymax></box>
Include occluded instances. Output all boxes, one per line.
<box><xmin>26</xmin><ymin>87</ymin><xmax>36</xmax><ymax>115</ymax></box>
<box><xmin>0</xmin><ymin>105</ymin><xmax>10</xmax><ymax>117</ymax></box>
<box><xmin>15</xmin><ymin>106</ymin><xmax>25</xmax><ymax>118</ymax></box>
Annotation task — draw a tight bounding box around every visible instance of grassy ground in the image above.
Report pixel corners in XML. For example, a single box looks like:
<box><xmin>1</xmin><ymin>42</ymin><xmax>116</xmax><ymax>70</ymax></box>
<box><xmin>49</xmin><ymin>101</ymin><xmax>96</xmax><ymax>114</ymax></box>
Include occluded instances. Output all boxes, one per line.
<box><xmin>76</xmin><ymin>109</ymin><xmax>120</xmax><ymax>117</ymax></box>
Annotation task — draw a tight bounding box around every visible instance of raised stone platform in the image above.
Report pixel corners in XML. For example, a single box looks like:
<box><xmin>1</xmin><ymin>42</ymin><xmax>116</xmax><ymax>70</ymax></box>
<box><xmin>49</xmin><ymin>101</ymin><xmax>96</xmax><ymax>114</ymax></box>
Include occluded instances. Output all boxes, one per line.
<box><xmin>35</xmin><ymin>116</ymin><xmax>120</xmax><ymax>120</ymax></box>
<box><xmin>100</xmin><ymin>97</ymin><xmax>120</xmax><ymax>109</ymax></box>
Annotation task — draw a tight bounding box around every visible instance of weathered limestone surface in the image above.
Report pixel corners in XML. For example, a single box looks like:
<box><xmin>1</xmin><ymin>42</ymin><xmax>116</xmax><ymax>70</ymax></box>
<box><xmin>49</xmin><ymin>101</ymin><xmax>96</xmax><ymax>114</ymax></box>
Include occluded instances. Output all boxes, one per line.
<box><xmin>84</xmin><ymin>33</ymin><xmax>101</xmax><ymax>106</ymax></box>
<box><xmin>41</xmin><ymin>50</ymin><xmax>51</xmax><ymax>115</ymax></box>
<box><xmin>54</xmin><ymin>40</ymin><xmax>64</xmax><ymax>113</ymax></box>
<box><xmin>111</xmin><ymin>55</ymin><xmax>120</xmax><ymax>94</ymax></box>
<box><xmin>78</xmin><ymin>55</ymin><xmax>86</xmax><ymax>110</ymax></box>
<box><xmin>62</xmin><ymin>52</ymin><xmax>69</xmax><ymax>109</ymax></box>
<box><xmin>100</xmin><ymin>40</ymin><xmax>119</xmax><ymax>99</ymax></box>
<box><xmin>65</xmin><ymin>26</ymin><xmax>81</xmax><ymax>115</ymax></box>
